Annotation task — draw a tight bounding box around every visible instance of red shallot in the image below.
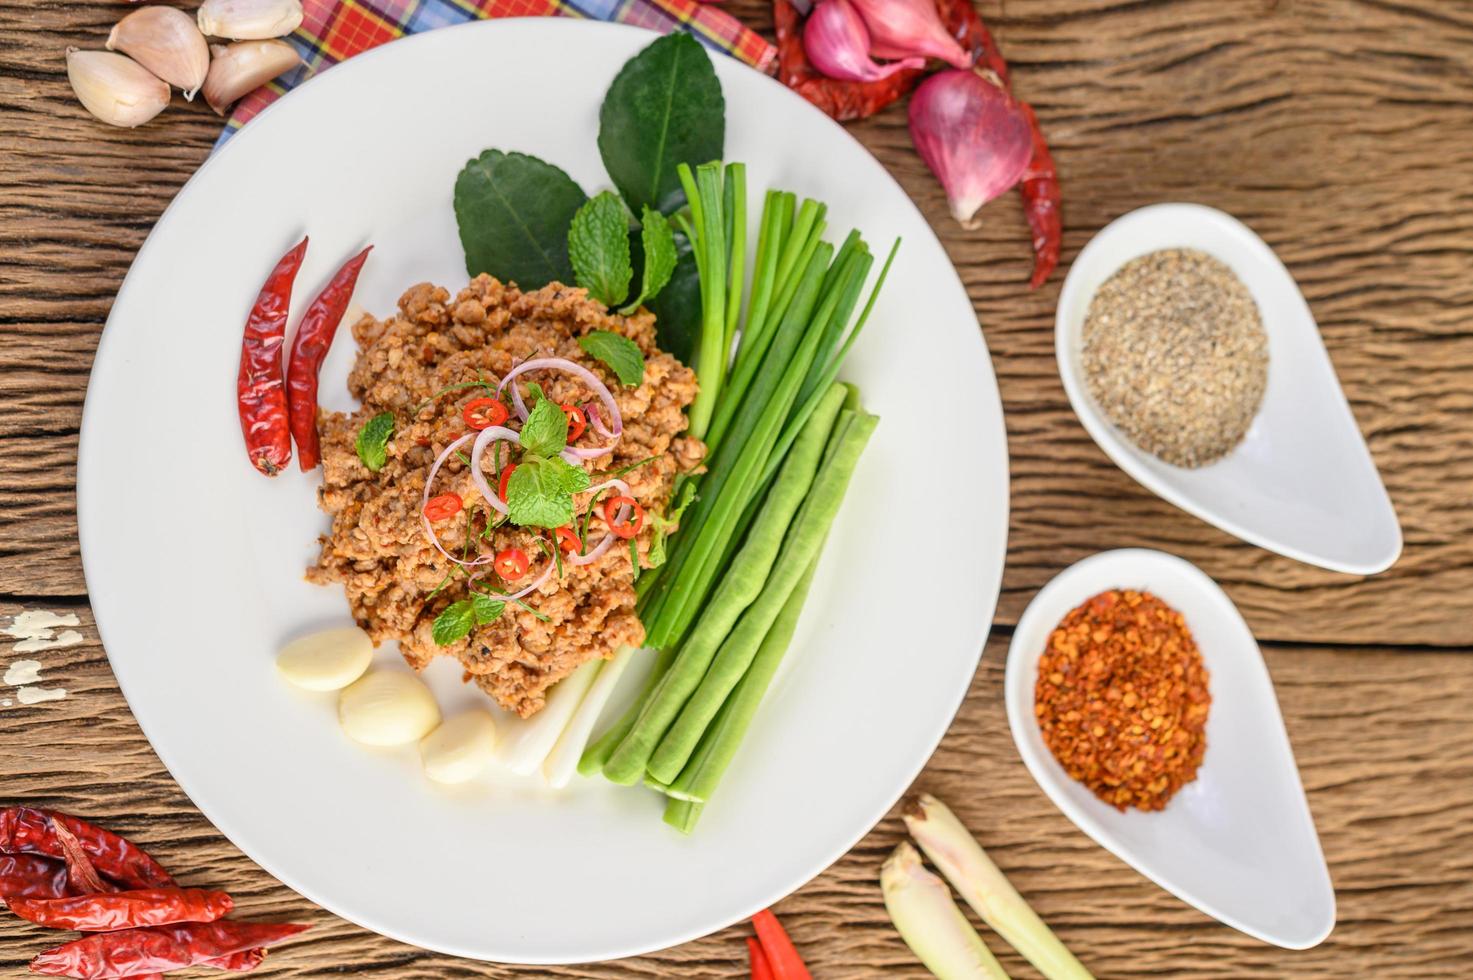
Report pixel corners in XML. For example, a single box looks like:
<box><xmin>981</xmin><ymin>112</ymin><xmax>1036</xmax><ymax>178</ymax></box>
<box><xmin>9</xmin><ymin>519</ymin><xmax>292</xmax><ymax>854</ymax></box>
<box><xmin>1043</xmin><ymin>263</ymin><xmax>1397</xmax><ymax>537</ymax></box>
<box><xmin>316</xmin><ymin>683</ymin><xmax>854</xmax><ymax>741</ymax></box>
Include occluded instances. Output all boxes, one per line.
<box><xmin>907</xmin><ymin>67</ymin><xmax>1032</xmax><ymax>228</ymax></box>
<box><xmin>567</xmin><ymin>478</ymin><xmax>633</xmax><ymax>566</ymax></box>
<box><xmin>803</xmin><ymin>0</ymin><xmax>923</xmax><ymax>83</ymax></box>
<box><xmin>421</xmin><ymin>432</ymin><xmax>497</xmax><ymax>568</ymax></box>
<box><xmin>497</xmin><ymin>357</ymin><xmax>624</xmax><ymax>437</ymax></box>
<box><xmin>848</xmin><ymin>0</ymin><xmax>970</xmax><ymax>69</ymax></box>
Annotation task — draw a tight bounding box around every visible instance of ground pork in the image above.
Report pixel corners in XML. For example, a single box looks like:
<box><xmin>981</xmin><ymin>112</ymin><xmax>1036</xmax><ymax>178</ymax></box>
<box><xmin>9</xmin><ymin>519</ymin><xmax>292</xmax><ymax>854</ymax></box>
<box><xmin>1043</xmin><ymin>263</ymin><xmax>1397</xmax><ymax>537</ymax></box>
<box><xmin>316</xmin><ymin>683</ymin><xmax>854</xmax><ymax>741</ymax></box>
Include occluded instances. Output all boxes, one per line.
<box><xmin>309</xmin><ymin>275</ymin><xmax>702</xmax><ymax>717</ymax></box>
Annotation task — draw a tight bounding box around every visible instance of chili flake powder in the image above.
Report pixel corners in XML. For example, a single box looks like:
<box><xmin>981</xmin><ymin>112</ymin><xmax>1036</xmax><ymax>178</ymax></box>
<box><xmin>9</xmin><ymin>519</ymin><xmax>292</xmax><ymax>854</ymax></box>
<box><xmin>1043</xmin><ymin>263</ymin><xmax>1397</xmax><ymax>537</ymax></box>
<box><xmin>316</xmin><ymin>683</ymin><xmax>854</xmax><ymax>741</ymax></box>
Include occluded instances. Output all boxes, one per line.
<box><xmin>1033</xmin><ymin>589</ymin><xmax>1211</xmax><ymax>811</ymax></box>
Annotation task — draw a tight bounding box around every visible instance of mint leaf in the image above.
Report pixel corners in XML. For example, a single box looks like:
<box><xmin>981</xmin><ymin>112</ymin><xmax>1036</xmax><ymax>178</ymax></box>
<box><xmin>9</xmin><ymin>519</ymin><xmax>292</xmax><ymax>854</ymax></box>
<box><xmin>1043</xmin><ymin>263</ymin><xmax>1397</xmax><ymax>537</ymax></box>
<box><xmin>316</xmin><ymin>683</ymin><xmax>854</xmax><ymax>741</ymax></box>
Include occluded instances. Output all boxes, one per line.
<box><xmin>355</xmin><ymin>412</ymin><xmax>395</xmax><ymax>472</ymax></box>
<box><xmin>519</xmin><ymin>386</ymin><xmax>569</xmax><ymax>457</ymax></box>
<box><xmin>621</xmin><ymin>207</ymin><xmax>677</xmax><ymax>314</ymax></box>
<box><xmin>471</xmin><ymin>593</ymin><xmax>506</xmax><ymax>626</ymax></box>
<box><xmin>506</xmin><ymin>455</ymin><xmax>591</xmax><ymax>528</ymax></box>
<box><xmin>647</xmin><ymin>480</ymin><xmax>695</xmax><ymax>569</ymax></box>
<box><xmin>578</xmin><ymin>330</ymin><xmax>645</xmax><ymax>387</ymax></box>
<box><xmin>455</xmin><ymin>150</ymin><xmax>587</xmax><ymax>289</ymax></box>
<box><xmin>569</xmin><ymin>191</ymin><xmax>632</xmax><ymax>307</ymax></box>
<box><xmin>598</xmin><ymin>33</ymin><xmax>725</xmax><ymax>216</ymax></box>
<box><xmin>432</xmin><ymin>600</ymin><xmax>477</xmax><ymax>646</ymax></box>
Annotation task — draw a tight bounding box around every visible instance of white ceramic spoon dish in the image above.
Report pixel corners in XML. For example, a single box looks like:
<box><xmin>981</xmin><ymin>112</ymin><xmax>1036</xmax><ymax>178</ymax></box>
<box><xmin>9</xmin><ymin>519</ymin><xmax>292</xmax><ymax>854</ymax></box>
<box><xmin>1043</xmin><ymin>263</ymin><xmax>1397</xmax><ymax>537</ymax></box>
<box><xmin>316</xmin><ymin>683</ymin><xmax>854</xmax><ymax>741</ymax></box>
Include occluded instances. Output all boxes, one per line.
<box><xmin>1004</xmin><ymin>549</ymin><xmax>1335</xmax><ymax>949</ymax></box>
<box><xmin>1055</xmin><ymin>203</ymin><xmax>1400</xmax><ymax>575</ymax></box>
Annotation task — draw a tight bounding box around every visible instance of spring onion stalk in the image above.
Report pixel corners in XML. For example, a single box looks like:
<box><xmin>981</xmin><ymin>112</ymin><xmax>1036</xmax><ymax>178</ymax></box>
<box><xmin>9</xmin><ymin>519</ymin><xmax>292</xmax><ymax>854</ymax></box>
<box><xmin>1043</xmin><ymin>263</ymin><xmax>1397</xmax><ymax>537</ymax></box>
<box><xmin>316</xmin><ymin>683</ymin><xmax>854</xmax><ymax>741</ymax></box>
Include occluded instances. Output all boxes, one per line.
<box><xmin>708</xmin><ymin>198</ymin><xmax>826</xmax><ymax>450</ymax></box>
<box><xmin>578</xmin><ymin>646</ymin><xmax>675</xmax><ymax>776</ymax></box>
<box><xmin>881</xmin><ymin>842</ymin><xmax>1011</xmax><ymax>980</ymax></box>
<box><xmin>499</xmin><ymin>658</ymin><xmax>602</xmax><ymax>775</ymax></box>
<box><xmin>543</xmin><ymin>646</ymin><xmax>638</xmax><ymax>788</ymax></box>
<box><xmin>682</xmin><ymin>162</ymin><xmax>728</xmax><ymax>441</ymax></box>
<box><xmin>722</xmin><ymin>163</ymin><xmax>747</xmax><ymax>361</ymax></box>
<box><xmin>904</xmin><ymin>794</ymin><xmax>1095</xmax><ymax>980</ymax></box>
<box><xmin>761</xmin><ymin>238</ymin><xmax>899</xmax><ymax>485</ymax></box>
<box><xmin>636</xmin><ymin>245</ymin><xmax>830</xmax><ymax>644</ymax></box>
<box><xmin>738</xmin><ymin>191</ymin><xmax>783</xmax><ymax>375</ymax></box>
<box><xmin>652</xmin><ymin>249</ymin><xmax>865</xmax><ymax>650</ymax></box>
<box><xmin>645</xmin><ymin>384</ymin><xmax>849</xmax><ymax>781</ymax></box>
<box><xmin>601</xmin><ymin>385</ymin><xmax>848</xmax><ymax>784</ymax></box>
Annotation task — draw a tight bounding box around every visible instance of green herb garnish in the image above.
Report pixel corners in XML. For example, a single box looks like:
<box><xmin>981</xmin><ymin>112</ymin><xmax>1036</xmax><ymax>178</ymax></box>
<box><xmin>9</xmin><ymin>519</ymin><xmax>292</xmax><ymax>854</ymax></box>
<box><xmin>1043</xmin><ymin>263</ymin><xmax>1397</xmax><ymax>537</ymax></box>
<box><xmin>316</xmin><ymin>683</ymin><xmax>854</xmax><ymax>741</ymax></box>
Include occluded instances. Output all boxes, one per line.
<box><xmin>454</xmin><ymin>149</ymin><xmax>588</xmax><ymax>289</ymax></box>
<box><xmin>569</xmin><ymin>191</ymin><xmax>633</xmax><ymax>307</ymax></box>
<box><xmin>578</xmin><ymin>330</ymin><xmax>646</xmax><ymax>387</ymax></box>
<box><xmin>506</xmin><ymin>455</ymin><xmax>591</xmax><ymax>528</ymax></box>
<box><xmin>518</xmin><ymin>382</ymin><xmax>569</xmax><ymax>457</ymax></box>
<box><xmin>355</xmin><ymin>412</ymin><xmax>395</xmax><ymax>472</ymax></box>
<box><xmin>620</xmin><ymin>206</ymin><xmax>677</xmax><ymax>315</ymax></box>
<box><xmin>432</xmin><ymin>592</ymin><xmax>505</xmax><ymax>646</ymax></box>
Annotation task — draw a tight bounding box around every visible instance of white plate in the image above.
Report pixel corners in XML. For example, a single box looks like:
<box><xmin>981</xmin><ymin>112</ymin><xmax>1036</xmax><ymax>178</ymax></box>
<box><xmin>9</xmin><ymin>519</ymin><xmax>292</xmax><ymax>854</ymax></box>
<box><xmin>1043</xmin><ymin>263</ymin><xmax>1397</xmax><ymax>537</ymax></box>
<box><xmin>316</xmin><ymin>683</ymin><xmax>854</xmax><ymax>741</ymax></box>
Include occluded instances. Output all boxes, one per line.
<box><xmin>1056</xmin><ymin>203</ymin><xmax>1400</xmax><ymax>575</ymax></box>
<box><xmin>76</xmin><ymin>20</ymin><xmax>1009</xmax><ymax>964</ymax></box>
<box><xmin>1005</xmin><ymin>549</ymin><xmax>1334</xmax><ymax>949</ymax></box>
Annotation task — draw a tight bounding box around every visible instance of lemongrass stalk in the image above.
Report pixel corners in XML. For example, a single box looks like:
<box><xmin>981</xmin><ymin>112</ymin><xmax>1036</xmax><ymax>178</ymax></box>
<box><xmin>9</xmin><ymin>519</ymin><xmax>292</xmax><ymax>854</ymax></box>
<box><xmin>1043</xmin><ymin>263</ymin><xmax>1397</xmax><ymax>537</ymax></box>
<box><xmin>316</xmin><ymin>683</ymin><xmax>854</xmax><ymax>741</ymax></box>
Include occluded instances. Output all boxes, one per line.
<box><xmin>882</xmin><ymin>842</ymin><xmax>1011</xmax><ymax>980</ymax></box>
<box><xmin>499</xmin><ymin>658</ymin><xmax>602</xmax><ymax>776</ymax></box>
<box><xmin>904</xmin><ymin>794</ymin><xmax>1094</xmax><ymax>980</ymax></box>
<box><xmin>543</xmin><ymin>646</ymin><xmax>638</xmax><ymax>788</ymax></box>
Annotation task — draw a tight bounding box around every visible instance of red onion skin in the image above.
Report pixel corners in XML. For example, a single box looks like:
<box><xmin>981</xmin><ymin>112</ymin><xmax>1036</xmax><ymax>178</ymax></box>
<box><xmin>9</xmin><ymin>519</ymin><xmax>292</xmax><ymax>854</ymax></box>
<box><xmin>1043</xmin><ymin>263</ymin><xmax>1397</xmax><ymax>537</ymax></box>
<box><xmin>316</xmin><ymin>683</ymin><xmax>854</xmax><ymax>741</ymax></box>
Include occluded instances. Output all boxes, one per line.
<box><xmin>848</xmin><ymin>0</ymin><xmax>971</xmax><ymax>69</ymax></box>
<box><xmin>908</xmin><ymin>67</ymin><xmax>1033</xmax><ymax>228</ymax></box>
<box><xmin>803</xmin><ymin>0</ymin><xmax>925</xmax><ymax>83</ymax></box>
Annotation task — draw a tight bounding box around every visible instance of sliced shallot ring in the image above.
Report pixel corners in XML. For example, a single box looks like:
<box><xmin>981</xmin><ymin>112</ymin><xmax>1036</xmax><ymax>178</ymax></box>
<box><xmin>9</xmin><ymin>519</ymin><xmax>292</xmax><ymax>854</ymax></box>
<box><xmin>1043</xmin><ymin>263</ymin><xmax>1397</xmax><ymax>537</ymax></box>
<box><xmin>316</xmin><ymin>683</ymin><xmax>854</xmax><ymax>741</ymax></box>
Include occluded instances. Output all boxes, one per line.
<box><xmin>467</xmin><ymin>424</ymin><xmax>522</xmax><ymax>517</ymax></box>
<box><xmin>567</xmin><ymin>478</ymin><xmax>632</xmax><ymax>566</ymax></box>
<box><xmin>497</xmin><ymin>357</ymin><xmax>624</xmax><ymax>438</ymax></box>
<box><xmin>584</xmin><ymin>403</ymin><xmax>619</xmax><ymax>439</ymax></box>
<box><xmin>469</xmin><ymin>553</ymin><xmax>556</xmax><ymax>604</ymax></box>
<box><xmin>420</xmin><ymin>433</ymin><xmax>493</xmax><ymax>568</ymax></box>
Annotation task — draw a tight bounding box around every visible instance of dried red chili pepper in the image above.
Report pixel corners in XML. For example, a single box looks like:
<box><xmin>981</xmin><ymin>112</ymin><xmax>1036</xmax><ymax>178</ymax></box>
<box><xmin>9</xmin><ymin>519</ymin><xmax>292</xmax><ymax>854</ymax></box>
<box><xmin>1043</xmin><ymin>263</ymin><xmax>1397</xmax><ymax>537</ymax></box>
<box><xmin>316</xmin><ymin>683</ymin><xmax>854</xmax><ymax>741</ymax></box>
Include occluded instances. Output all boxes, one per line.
<box><xmin>286</xmin><ymin>245</ymin><xmax>373</xmax><ymax>471</ymax></box>
<box><xmin>49</xmin><ymin>816</ymin><xmax>113</xmax><ymax>896</ymax></box>
<box><xmin>0</xmin><ymin>854</ymin><xmax>71</xmax><ymax>901</ymax></box>
<box><xmin>932</xmin><ymin>0</ymin><xmax>1062</xmax><ymax>288</ymax></box>
<box><xmin>238</xmin><ymin>237</ymin><xmax>307</xmax><ymax>476</ymax></box>
<box><xmin>202</xmin><ymin>947</ymin><xmax>268</xmax><ymax>972</ymax></box>
<box><xmin>0</xmin><ymin>807</ymin><xmax>173</xmax><ymax>891</ymax></box>
<box><xmin>7</xmin><ymin>887</ymin><xmax>233</xmax><ymax>932</ymax></box>
<box><xmin>30</xmin><ymin>921</ymin><xmax>310</xmax><ymax>979</ymax></box>
<box><xmin>773</xmin><ymin>0</ymin><xmax>923</xmax><ymax>121</ymax></box>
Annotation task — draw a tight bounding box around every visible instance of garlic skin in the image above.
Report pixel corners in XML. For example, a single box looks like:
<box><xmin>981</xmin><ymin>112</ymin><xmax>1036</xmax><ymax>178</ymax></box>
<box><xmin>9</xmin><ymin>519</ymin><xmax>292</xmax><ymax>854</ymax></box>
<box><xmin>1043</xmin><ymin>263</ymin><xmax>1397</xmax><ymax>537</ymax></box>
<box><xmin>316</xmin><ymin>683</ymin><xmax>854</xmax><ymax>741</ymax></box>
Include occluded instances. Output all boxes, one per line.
<box><xmin>65</xmin><ymin>48</ymin><xmax>170</xmax><ymax>128</ymax></box>
<box><xmin>107</xmin><ymin>7</ymin><xmax>210</xmax><ymax>101</ymax></box>
<box><xmin>202</xmin><ymin>40</ymin><xmax>301</xmax><ymax>116</ymax></box>
<box><xmin>908</xmin><ymin>68</ymin><xmax>1033</xmax><ymax>228</ymax></box>
<box><xmin>197</xmin><ymin>0</ymin><xmax>305</xmax><ymax>41</ymax></box>
<box><xmin>803</xmin><ymin>0</ymin><xmax>924</xmax><ymax>84</ymax></box>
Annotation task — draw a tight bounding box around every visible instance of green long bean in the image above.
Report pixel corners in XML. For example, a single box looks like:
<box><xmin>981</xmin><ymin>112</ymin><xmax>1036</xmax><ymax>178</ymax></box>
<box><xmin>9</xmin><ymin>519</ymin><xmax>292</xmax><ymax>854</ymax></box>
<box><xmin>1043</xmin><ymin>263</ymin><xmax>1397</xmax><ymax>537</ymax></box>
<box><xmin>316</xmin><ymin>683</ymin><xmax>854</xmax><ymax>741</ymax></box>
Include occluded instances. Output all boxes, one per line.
<box><xmin>577</xmin><ymin>647</ymin><xmax>675</xmax><ymax>776</ymax></box>
<box><xmin>600</xmin><ymin>384</ymin><xmax>849</xmax><ymax>784</ymax></box>
<box><xmin>650</xmin><ymin>407</ymin><xmax>877</xmax><ymax>783</ymax></box>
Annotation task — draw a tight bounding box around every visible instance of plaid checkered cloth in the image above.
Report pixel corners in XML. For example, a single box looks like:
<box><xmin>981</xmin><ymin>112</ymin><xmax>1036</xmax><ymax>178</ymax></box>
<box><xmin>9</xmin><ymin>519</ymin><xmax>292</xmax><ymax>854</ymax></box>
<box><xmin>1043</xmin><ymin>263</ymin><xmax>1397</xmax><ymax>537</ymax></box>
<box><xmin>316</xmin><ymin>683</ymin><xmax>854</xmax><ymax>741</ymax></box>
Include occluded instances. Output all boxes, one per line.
<box><xmin>218</xmin><ymin>0</ymin><xmax>776</xmax><ymax>145</ymax></box>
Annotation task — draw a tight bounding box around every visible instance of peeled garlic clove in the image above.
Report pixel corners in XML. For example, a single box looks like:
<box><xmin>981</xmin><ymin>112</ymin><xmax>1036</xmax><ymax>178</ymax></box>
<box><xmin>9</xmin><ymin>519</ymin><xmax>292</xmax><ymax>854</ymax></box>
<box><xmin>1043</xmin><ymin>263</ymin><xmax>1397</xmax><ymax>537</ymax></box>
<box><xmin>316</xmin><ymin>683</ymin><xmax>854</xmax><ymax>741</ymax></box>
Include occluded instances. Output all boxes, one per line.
<box><xmin>66</xmin><ymin>48</ymin><xmax>170</xmax><ymax>128</ymax></box>
<box><xmin>421</xmin><ymin>711</ymin><xmax>498</xmax><ymax>784</ymax></box>
<box><xmin>197</xmin><ymin>0</ymin><xmax>304</xmax><ymax>41</ymax></box>
<box><xmin>339</xmin><ymin>670</ymin><xmax>441</xmax><ymax>747</ymax></box>
<box><xmin>276</xmin><ymin>626</ymin><xmax>372</xmax><ymax>692</ymax></box>
<box><xmin>201</xmin><ymin>40</ymin><xmax>300</xmax><ymax>115</ymax></box>
<box><xmin>106</xmin><ymin>6</ymin><xmax>210</xmax><ymax>100</ymax></box>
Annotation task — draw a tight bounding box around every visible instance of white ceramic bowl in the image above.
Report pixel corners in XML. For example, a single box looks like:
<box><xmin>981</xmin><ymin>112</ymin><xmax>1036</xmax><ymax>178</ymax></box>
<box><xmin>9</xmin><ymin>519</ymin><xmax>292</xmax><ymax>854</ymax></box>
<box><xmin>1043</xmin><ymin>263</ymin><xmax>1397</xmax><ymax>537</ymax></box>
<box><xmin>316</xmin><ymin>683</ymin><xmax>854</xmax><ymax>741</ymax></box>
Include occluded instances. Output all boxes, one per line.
<box><xmin>1005</xmin><ymin>549</ymin><xmax>1335</xmax><ymax>949</ymax></box>
<box><xmin>1055</xmin><ymin>203</ymin><xmax>1400</xmax><ymax>575</ymax></box>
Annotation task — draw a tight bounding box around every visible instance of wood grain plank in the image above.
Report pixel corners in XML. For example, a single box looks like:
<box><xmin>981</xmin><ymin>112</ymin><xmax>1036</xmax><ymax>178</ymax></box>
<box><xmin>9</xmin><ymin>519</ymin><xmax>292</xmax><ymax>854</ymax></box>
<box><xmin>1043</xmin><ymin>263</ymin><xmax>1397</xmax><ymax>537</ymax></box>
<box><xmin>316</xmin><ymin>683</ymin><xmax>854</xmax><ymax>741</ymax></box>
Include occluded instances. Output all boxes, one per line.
<box><xmin>1</xmin><ymin>614</ymin><xmax>1469</xmax><ymax>977</ymax></box>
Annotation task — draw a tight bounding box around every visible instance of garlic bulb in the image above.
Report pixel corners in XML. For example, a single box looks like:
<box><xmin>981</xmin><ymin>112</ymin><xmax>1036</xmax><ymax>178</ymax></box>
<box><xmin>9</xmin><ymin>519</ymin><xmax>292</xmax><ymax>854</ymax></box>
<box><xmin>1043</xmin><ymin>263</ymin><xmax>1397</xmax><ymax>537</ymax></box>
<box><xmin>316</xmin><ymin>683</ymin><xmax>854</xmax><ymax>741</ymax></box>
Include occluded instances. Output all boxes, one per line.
<box><xmin>276</xmin><ymin>626</ymin><xmax>372</xmax><ymax>692</ymax></box>
<box><xmin>65</xmin><ymin>48</ymin><xmax>170</xmax><ymax>128</ymax></box>
<box><xmin>197</xmin><ymin>0</ymin><xmax>305</xmax><ymax>41</ymax></box>
<box><xmin>421</xmin><ymin>711</ymin><xmax>498</xmax><ymax>784</ymax></box>
<box><xmin>202</xmin><ymin>40</ymin><xmax>301</xmax><ymax>116</ymax></box>
<box><xmin>107</xmin><ymin>6</ymin><xmax>210</xmax><ymax>100</ymax></box>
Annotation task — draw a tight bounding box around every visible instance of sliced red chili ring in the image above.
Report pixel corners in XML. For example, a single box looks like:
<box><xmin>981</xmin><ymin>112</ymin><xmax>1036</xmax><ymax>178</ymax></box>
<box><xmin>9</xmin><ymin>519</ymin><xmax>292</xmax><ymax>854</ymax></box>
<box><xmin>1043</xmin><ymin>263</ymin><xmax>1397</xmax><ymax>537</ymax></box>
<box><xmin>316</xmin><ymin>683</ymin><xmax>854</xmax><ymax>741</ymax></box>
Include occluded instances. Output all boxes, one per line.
<box><xmin>561</xmin><ymin>403</ymin><xmax>587</xmax><ymax>441</ymax></box>
<box><xmin>554</xmin><ymin>525</ymin><xmax>581</xmax><ymax>554</ymax></box>
<box><xmin>463</xmin><ymin>397</ymin><xmax>509</xmax><ymax>431</ymax></box>
<box><xmin>494</xmin><ymin>547</ymin><xmax>529</xmax><ymax>580</ymax></box>
<box><xmin>498</xmin><ymin>463</ymin><xmax>517</xmax><ymax>502</ymax></box>
<box><xmin>424</xmin><ymin>493</ymin><xmax>462</xmax><ymax>522</ymax></box>
<box><xmin>602</xmin><ymin>495</ymin><xmax>645</xmax><ymax>539</ymax></box>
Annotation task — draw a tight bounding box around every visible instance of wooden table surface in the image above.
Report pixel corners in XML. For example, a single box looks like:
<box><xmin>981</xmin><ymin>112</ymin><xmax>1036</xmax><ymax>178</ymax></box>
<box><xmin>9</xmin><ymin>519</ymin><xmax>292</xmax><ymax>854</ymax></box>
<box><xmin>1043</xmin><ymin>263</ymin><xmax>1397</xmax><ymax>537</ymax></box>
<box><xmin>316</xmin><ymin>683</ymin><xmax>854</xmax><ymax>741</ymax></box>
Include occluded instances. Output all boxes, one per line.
<box><xmin>3</xmin><ymin>0</ymin><xmax>1472</xmax><ymax>976</ymax></box>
